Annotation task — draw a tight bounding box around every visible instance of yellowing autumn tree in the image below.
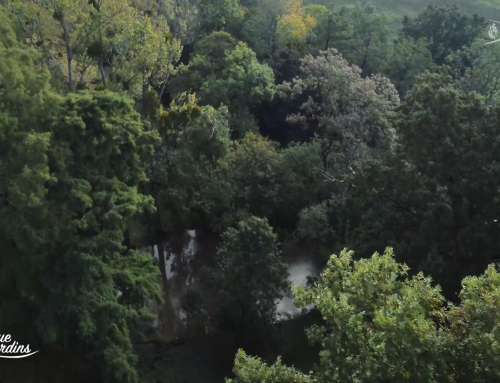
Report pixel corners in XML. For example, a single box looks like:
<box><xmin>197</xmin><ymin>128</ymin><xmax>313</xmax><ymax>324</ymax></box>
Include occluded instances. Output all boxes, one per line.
<box><xmin>277</xmin><ymin>0</ymin><xmax>316</xmax><ymax>46</ymax></box>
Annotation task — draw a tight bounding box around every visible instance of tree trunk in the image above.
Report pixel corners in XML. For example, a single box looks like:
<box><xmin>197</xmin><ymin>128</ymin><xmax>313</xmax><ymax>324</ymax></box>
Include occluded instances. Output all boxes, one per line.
<box><xmin>324</xmin><ymin>19</ymin><xmax>332</xmax><ymax>50</ymax></box>
<box><xmin>361</xmin><ymin>32</ymin><xmax>372</xmax><ymax>73</ymax></box>
<box><xmin>67</xmin><ymin>52</ymin><xmax>73</xmax><ymax>91</ymax></box>
<box><xmin>157</xmin><ymin>240</ymin><xmax>168</xmax><ymax>287</ymax></box>
<box><xmin>98</xmin><ymin>58</ymin><xmax>106</xmax><ymax>87</ymax></box>
<box><xmin>158</xmin><ymin>73</ymin><xmax>170</xmax><ymax>101</ymax></box>
<box><xmin>124</xmin><ymin>229</ymin><xmax>131</xmax><ymax>249</ymax></box>
<box><xmin>141</xmin><ymin>65</ymin><xmax>149</xmax><ymax>121</ymax></box>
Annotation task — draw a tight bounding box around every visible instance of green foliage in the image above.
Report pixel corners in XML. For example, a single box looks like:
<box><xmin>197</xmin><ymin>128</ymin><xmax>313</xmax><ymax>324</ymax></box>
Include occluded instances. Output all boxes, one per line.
<box><xmin>235</xmin><ymin>0</ymin><xmax>285</xmax><ymax>60</ymax></box>
<box><xmin>294</xmin><ymin>248</ymin><xmax>448</xmax><ymax>382</ymax></box>
<box><xmin>198</xmin><ymin>0</ymin><xmax>241</xmax><ymax>32</ymax></box>
<box><xmin>3</xmin><ymin>0</ymin><xmax>500</xmax><ymax>381</ymax></box>
<box><xmin>447</xmin><ymin>265</ymin><xmax>500</xmax><ymax>381</ymax></box>
<box><xmin>384</xmin><ymin>36</ymin><xmax>436</xmax><ymax>96</ymax></box>
<box><xmin>276</xmin><ymin>142</ymin><xmax>329</xmax><ymax>229</ymax></box>
<box><xmin>0</xmin><ymin>6</ymin><xmax>16</xmax><ymax>48</ymax></box>
<box><xmin>297</xmin><ymin>202</ymin><xmax>333</xmax><ymax>244</ymax></box>
<box><xmin>333</xmin><ymin>2</ymin><xmax>391</xmax><ymax>76</ymax></box>
<box><xmin>229</xmin><ymin>248</ymin><xmax>500</xmax><ymax>382</ymax></box>
<box><xmin>184</xmin><ymin>31</ymin><xmax>275</xmax><ymax>137</ymax></box>
<box><xmin>212</xmin><ymin>216</ymin><xmax>289</xmax><ymax>331</ymax></box>
<box><xmin>0</xmin><ymin>17</ymin><xmax>160</xmax><ymax>380</ymax></box>
<box><xmin>401</xmin><ymin>4</ymin><xmax>487</xmax><ymax>65</ymax></box>
<box><xmin>8</xmin><ymin>0</ymin><xmax>183</xmax><ymax>108</ymax></box>
<box><xmin>227</xmin><ymin>349</ymin><xmax>314</xmax><ymax>383</ymax></box>
<box><xmin>347</xmin><ymin>71</ymin><xmax>500</xmax><ymax>295</ymax></box>
<box><xmin>215</xmin><ymin>133</ymin><xmax>282</xmax><ymax>228</ymax></box>
<box><xmin>446</xmin><ymin>38</ymin><xmax>500</xmax><ymax>105</ymax></box>
<box><xmin>304</xmin><ymin>4</ymin><xmax>335</xmax><ymax>51</ymax></box>
<box><xmin>153</xmin><ymin>93</ymin><xmax>232</xmax><ymax>234</ymax></box>
<box><xmin>277</xmin><ymin>48</ymin><xmax>399</xmax><ymax>198</ymax></box>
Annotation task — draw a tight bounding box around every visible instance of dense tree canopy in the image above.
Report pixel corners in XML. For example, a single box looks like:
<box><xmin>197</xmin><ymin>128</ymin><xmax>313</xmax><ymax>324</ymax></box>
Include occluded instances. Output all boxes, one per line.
<box><xmin>229</xmin><ymin>248</ymin><xmax>500</xmax><ymax>382</ymax></box>
<box><xmin>346</xmin><ymin>72</ymin><xmax>500</xmax><ymax>296</ymax></box>
<box><xmin>211</xmin><ymin>216</ymin><xmax>289</xmax><ymax>332</ymax></box>
<box><xmin>1</xmin><ymin>0</ymin><xmax>500</xmax><ymax>381</ymax></box>
<box><xmin>0</xmin><ymin>17</ymin><xmax>160</xmax><ymax>383</ymax></box>
<box><xmin>401</xmin><ymin>5</ymin><xmax>487</xmax><ymax>66</ymax></box>
<box><xmin>180</xmin><ymin>31</ymin><xmax>275</xmax><ymax>136</ymax></box>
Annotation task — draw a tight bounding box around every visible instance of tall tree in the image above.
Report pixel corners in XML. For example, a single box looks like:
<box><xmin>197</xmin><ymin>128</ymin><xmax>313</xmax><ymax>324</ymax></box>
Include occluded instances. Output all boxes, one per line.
<box><xmin>153</xmin><ymin>93</ymin><xmax>232</xmax><ymax>236</ymax></box>
<box><xmin>211</xmin><ymin>216</ymin><xmax>289</xmax><ymax>332</ymax></box>
<box><xmin>304</xmin><ymin>4</ymin><xmax>336</xmax><ymax>51</ymax></box>
<box><xmin>228</xmin><ymin>248</ymin><xmax>500</xmax><ymax>382</ymax></box>
<box><xmin>111</xmin><ymin>10</ymin><xmax>182</xmax><ymax>119</ymax></box>
<box><xmin>384</xmin><ymin>36</ymin><xmax>435</xmax><ymax>96</ymax></box>
<box><xmin>0</xmin><ymin>13</ymin><xmax>160</xmax><ymax>380</ymax></box>
<box><xmin>276</xmin><ymin>0</ymin><xmax>316</xmax><ymax>50</ymax></box>
<box><xmin>401</xmin><ymin>4</ymin><xmax>487</xmax><ymax>66</ymax></box>
<box><xmin>347</xmin><ymin>72</ymin><xmax>500</xmax><ymax>296</ymax></box>
<box><xmin>447</xmin><ymin>38</ymin><xmax>500</xmax><ymax>105</ymax></box>
<box><xmin>276</xmin><ymin>48</ymin><xmax>399</xmax><ymax>196</ymax></box>
<box><xmin>236</xmin><ymin>0</ymin><xmax>285</xmax><ymax>61</ymax></box>
<box><xmin>9</xmin><ymin>0</ymin><xmax>127</xmax><ymax>90</ymax></box>
<box><xmin>215</xmin><ymin>133</ymin><xmax>283</xmax><ymax>228</ymax></box>
<box><xmin>338</xmin><ymin>2</ymin><xmax>391</xmax><ymax>76</ymax></box>
<box><xmin>181</xmin><ymin>31</ymin><xmax>275</xmax><ymax>137</ymax></box>
<box><xmin>8</xmin><ymin>0</ymin><xmax>183</xmax><ymax>112</ymax></box>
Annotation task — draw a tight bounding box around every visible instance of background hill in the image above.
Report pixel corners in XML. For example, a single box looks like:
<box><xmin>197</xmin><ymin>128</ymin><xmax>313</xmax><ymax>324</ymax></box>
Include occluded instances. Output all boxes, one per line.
<box><xmin>315</xmin><ymin>0</ymin><xmax>500</xmax><ymax>27</ymax></box>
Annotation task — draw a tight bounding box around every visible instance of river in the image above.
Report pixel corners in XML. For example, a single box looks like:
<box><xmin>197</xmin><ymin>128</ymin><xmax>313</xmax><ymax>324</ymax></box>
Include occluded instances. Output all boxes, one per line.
<box><xmin>148</xmin><ymin>230</ymin><xmax>320</xmax><ymax>341</ymax></box>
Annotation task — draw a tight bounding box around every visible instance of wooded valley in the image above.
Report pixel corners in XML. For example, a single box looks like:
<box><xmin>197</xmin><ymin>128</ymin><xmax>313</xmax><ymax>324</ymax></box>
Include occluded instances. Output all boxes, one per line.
<box><xmin>0</xmin><ymin>0</ymin><xmax>500</xmax><ymax>382</ymax></box>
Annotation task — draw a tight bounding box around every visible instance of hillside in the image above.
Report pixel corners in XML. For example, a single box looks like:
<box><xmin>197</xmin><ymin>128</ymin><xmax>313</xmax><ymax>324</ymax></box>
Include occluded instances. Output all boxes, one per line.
<box><xmin>329</xmin><ymin>0</ymin><xmax>500</xmax><ymax>26</ymax></box>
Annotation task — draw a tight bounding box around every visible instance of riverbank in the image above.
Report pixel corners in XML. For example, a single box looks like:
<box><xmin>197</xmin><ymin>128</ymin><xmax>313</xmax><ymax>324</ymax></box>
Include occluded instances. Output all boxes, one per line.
<box><xmin>137</xmin><ymin>310</ymin><xmax>322</xmax><ymax>383</ymax></box>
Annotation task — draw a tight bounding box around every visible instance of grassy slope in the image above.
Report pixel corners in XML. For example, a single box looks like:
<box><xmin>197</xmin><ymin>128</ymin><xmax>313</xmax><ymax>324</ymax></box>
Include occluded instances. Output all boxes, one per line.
<box><xmin>324</xmin><ymin>0</ymin><xmax>500</xmax><ymax>28</ymax></box>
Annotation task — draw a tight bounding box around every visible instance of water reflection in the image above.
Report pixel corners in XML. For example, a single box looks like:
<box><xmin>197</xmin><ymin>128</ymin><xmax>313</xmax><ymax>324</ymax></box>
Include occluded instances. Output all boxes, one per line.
<box><xmin>152</xmin><ymin>230</ymin><xmax>199</xmax><ymax>340</ymax></box>
<box><xmin>149</xmin><ymin>230</ymin><xmax>320</xmax><ymax>341</ymax></box>
<box><xmin>276</xmin><ymin>257</ymin><xmax>319</xmax><ymax>321</ymax></box>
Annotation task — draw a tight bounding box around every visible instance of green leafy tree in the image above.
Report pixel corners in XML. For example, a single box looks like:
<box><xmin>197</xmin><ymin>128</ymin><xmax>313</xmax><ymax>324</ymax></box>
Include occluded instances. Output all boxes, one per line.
<box><xmin>215</xmin><ymin>133</ymin><xmax>282</xmax><ymax>228</ymax></box>
<box><xmin>294</xmin><ymin>248</ymin><xmax>448</xmax><ymax>382</ymax></box>
<box><xmin>277</xmin><ymin>48</ymin><xmax>399</xmax><ymax>197</ymax></box>
<box><xmin>277</xmin><ymin>49</ymin><xmax>399</xmax><ymax>248</ymax></box>
<box><xmin>446</xmin><ymin>38</ymin><xmax>500</xmax><ymax>105</ymax></box>
<box><xmin>154</xmin><ymin>93</ymin><xmax>232</xmax><ymax>236</ymax></box>
<box><xmin>304</xmin><ymin>4</ymin><xmax>335</xmax><ymax>51</ymax></box>
<box><xmin>401</xmin><ymin>4</ymin><xmax>487</xmax><ymax>65</ymax></box>
<box><xmin>275</xmin><ymin>142</ymin><xmax>328</xmax><ymax>230</ymax></box>
<box><xmin>0</xmin><ymin>13</ymin><xmax>160</xmax><ymax>380</ymax></box>
<box><xmin>197</xmin><ymin>0</ymin><xmax>241</xmax><ymax>33</ymax></box>
<box><xmin>8</xmin><ymin>0</ymin><xmax>183</xmax><ymax>112</ymax></box>
<box><xmin>9</xmin><ymin>0</ymin><xmax>129</xmax><ymax>90</ymax></box>
<box><xmin>111</xmin><ymin>9</ymin><xmax>182</xmax><ymax>118</ymax></box>
<box><xmin>346</xmin><ymin>72</ymin><xmax>500</xmax><ymax>296</ymax></box>
<box><xmin>227</xmin><ymin>349</ymin><xmax>313</xmax><ymax>383</ymax></box>
<box><xmin>163</xmin><ymin>0</ymin><xmax>241</xmax><ymax>44</ymax></box>
<box><xmin>139</xmin><ymin>92</ymin><xmax>233</xmax><ymax>284</ymax></box>
<box><xmin>296</xmin><ymin>202</ymin><xmax>333</xmax><ymax>246</ymax></box>
<box><xmin>384</xmin><ymin>36</ymin><xmax>436</xmax><ymax>96</ymax></box>
<box><xmin>335</xmin><ymin>2</ymin><xmax>391</xmax><ymax>76</ymax></box>
<box><xmin>236</xmin><ymin>0</ymin><xmax>285</xmax><ymax>60</ymax></box>
<box><xmin>227</xmin><ymin>248</ymin><xmax>500</xmax><ymax>382</ymax></box>
<box><xmin>447</xmin><ymin>265</ymin><xmax>500</xmax><ymax>381</ymax></box>
<box><xmin>211</xmin><ymin>216</ymin><xmax>289</xmax><ymax>332</ymax></box>
<box><xmin>182</xmin><ymin>31</ymin><xmax>275</xmax><ymax>137</ymax></box>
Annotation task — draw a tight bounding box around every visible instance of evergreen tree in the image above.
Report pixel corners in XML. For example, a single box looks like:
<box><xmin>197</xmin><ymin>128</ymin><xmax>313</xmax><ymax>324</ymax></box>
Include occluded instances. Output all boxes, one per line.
<box><xmin>212</xmin><ymin>216</ymin><xmax>289</xmax><ymax>332</ymax></box>
<box><xmin>0</xmin><ymin>11</ymin><xmax>160</xmax><ymax>380</ymax></box>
